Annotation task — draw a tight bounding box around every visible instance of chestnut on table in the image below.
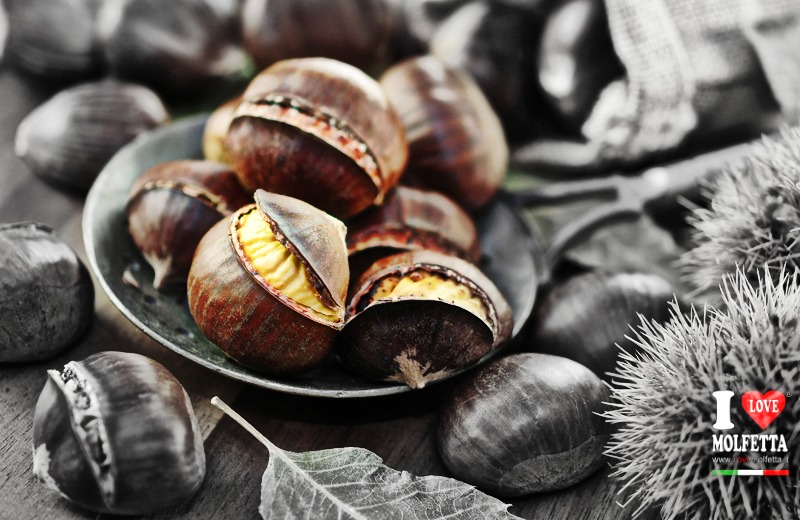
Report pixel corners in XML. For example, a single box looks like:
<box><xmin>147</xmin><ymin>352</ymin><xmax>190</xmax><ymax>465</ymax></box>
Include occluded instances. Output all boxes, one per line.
<box><xmin>0</xmin><ymin>66</ymin><xmax>657</xmax><ymax>519</ymax></box>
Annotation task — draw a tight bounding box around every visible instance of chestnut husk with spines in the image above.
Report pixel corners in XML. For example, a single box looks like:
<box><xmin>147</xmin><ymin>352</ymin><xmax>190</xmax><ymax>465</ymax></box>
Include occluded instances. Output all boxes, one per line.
<box><xmin>15</xmin><ymin>80</ymin><xmax>170</xmax><ymax>192</ymax></box>
<box><xmin>241</xmin><ymin>0</ymin><xmax>402</xmax><ymax>74</ymax></box>
<box><xmin>379</xmin><ymin>55</ymin><xmax>508</xmax><ymax>212</ymax></box>
<box><xmin>127</xmin><ymin>160</ymin><xmax>251</xmax><ymax>290</ymax></box>
<box><xmin>438</xmin><ymin>353</ymin><xmax>610</xmax><ymax>496</ymax></box>
<box><xmin>347</xmin><ymin>186</ymin><xmax>481</xmax><ymax>281</ymax></box>
<box><xmin>96</xmin><ymin>0</ymin><xmax>249</xmax><ymax>98</ymax></box>
<box><xmin>32</xmin><ymin>351</ymin><xmax>205</xmax><ymax>515</ymax></box>
<box><xmin>188</xmin><ymin>190</ymin><xmax>349</xmax><ymax>376</ymax></box>
<box><xmin>0</xmin><ymin>222</ymin><xmax>94</xmax><ymax>363</ymax></box>
<box><xmin>337</xmin><ymin>250</ymin><xmax>512</xmax><ymax>389</ymax></box>
<box><xmin>6</xmin><ymin>0</ymin><xmax>103</xmax><ymax>82</ymax></box>
<box><xmin>531</xmin><ymin>271</ymin><xmax>675</xmax><ymax>378</ymax></box>
<box><xmin>226</xmin><ymin>57</ymin><xmax>408</xmax><ymax>219</ymax></box>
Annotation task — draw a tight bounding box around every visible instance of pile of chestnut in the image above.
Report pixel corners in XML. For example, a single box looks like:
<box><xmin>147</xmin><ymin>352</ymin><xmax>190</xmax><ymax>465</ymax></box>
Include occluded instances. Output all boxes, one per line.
<box><xmin>127</xmin><ymin>56</ymin><xmax>513</xmax><ymax>390</ymax></box>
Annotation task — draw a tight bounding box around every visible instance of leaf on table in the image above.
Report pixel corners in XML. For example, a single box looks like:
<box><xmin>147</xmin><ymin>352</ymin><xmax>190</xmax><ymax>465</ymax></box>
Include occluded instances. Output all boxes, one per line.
<box><xmin>210</xmin><ymin>397</ymin><xmax>521</xmax><ymax>520</ymax></box>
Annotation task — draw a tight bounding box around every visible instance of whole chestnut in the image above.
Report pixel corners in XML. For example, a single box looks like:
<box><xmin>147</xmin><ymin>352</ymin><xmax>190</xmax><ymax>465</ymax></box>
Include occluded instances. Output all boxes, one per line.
<box><xmin>0</xmin><ymin>222</ymin><xmax>94</xmax><ymax>363</ymax></box>
<box><xmin>202</xmin><ymin>96</ymin><xmax>242</xmax><ymax>166</ymax></box>
<box><xmin>380</xmin><ymin>55</ymin><xmax>508</xmax><ymax>212</ymax></box>
<box><xmin>531</xmin><ymin>271</ymin><xmax>675</xmax><ymax>378</ymax></box>
<box><xmin>188</xmin><ymin>189</ymin><xmax>349</xmax><ymax>375</ymax></box>
<box><xmin>438</xmin><ymin>353</ymin><xmax>610</xmax><ymax>496</ymax></box>
<box><xmin>127</xmin><ymin>160</ymin><xmax>251</xmax><ymax>289</ymax></box>
<box><xmin>347</xmin><ymin>186</ymin><xmax>481</xmax><ymax>280</ymax></box>
<box><xmin>15</xmin><ymin>80</ymin><xmax>170</xmax><ymax>192</ymax></box>
<box><xmin>241</xmin><ymin>0</ymin><xmax>402</xmax><ymax>74</ymax></box>
<box><xmin>6</xmin><ymin>0</ymin><xmax>102</xmax><ymax>82</ymax></box>
<box><xmin>226</xmin><ymin>57</ymin><xmax>408</xmax><ymax>219</ymax></box>
<box><xmin>537</xmin><ymin>0</ymin><xmax>623</xmax><ymax>131</ymax></box>
<box><xmin>96</xmin><ymin>0</ymin><xmax>249</xmax><ymax>98</ymax></box>
<box><xmin>32</xmin><ymin>351</ymin><xmax>205</xmax><ymax>515</ymax></box>
<box><xmin>337</xmin><ymin>250</ymin><xmax>512</xmax><ymax>388</ymax></box>
<box><xmin>430</xmin><ymin>1</ymin><xmax>542</xmax><ymax>141</ymax></box>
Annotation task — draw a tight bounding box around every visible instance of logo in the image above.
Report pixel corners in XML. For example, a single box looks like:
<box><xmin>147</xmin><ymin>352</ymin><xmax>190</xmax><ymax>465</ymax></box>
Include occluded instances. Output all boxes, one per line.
<box><xmin>709</xmin><ymin>390</ymin><xmax>790</xmax><ymax>474</ymax></box>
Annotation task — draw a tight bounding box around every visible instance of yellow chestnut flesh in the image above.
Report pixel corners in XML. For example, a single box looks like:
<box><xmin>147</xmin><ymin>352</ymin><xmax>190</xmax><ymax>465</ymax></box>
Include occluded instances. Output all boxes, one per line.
<box><xmin>236</xmin><ymin>207</ymin><xmax>339</xmax><ymax>322</ymax></box>
<box><xmin>368</xmin><ymin>271</ymin><xmax>488</xmax><ymax>322</ymax></box>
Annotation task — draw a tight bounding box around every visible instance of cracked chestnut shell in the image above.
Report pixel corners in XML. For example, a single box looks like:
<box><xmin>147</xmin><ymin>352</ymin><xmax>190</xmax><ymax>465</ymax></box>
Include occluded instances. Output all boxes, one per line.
<box><xmin>438</xmin><ymin>353</ymin><xmax>610</xmax><ymax>496</ymax></box>
<box><xmin>346</xmin><ymin>186</ymin><xmax>480</xmax><ymax>282</ymax></box>
<box><xmin>0</xmin><ymin>222</ymin><xmax>94</xmax><ymax>363</ymax></box>
<box><xmin>226</xmin><ymin>57</ymin><xmax>408</xmax><ymax>219</ymax></box>
<box><xmin>188</xmin><ymin>189</ymin><xmax>349</xmax><ymax>375</ymax></box>
<box><xmin>202</xmin><ymin>96</ymin><xmax>241</xmax><ymax>166</ymax></box>
<box><xmin>337</xmin><ymin>250</ymin><xmax>512</xmax><ymax>389</ymax></box>
<box><xmin>380</xmin><ymin>55</ymin><xmax>508</xmax><ymax>212</ymax></box>
<box><xmin>32</xmin><ymin>351</ymin><xmax>205</xmax><ymax>515</ymax></box>
<box><xmin>15</xmin><ymin>80</ymin><xmax>170</xmax><ymax>192</ymax></box>
<box><xmin>127</xmin><ymin>160</ymin><xmax>251</xmax><ymax>290</ymax></box>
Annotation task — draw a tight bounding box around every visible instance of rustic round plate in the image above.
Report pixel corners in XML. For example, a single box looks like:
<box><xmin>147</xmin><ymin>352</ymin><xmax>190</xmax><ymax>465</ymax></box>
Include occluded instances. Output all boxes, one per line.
<box><xmin>84</xmin><ymin>115</ymin><xmax>540</xmax><ymax>397</ymax></box>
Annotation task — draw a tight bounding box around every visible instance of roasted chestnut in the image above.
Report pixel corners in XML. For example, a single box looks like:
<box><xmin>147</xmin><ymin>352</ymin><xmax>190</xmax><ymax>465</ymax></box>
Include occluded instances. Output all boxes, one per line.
<box><xmin>226</xmin><ymin>57</ymin><xmax>408</xmax><ymax>219</ymax></box>
<box><xmin>6</xmin><ymin>0</ymin><xmax>102</xmax><ymax>82</ymax></box>
<box><xmin>127</xmin><ymin>160</ymin><xmax>251</xmax><ymax>289</ymax></box>
<box><xmin>531</xmin><ymin>271</ymin><xmax>675</xmax><ymax>378</ymax></box>
<box><xmin>32</xmin><ymin>351</ymin><xmax>205</xmax><ymax>514</ymax></box>
<box><xmin>241</xmin><ymin>0</ymin><xmax>402</xmax><ymax>73</ymax></box>
<box><xmin>15</xmin><ymin>80</ymin><xmax>170</xmax><ymax>192</ymax></box>
<box><xmin>202</xmin><ymin>96</ymin><xmax>242</xmax><ymax>166</ymax></box>
<box><xmin>337</xmin><ymin>250</ymin><xmax>512</xmax><ymax>388</ymax></box>
<box><xmin>188</xmin><ymin>189</ymin><xmax>349</xmax><ymax>375</ymax></box>
<box><xmin>537</xmin><ymin>0</ymin><xmax>623</xmax><ymax>131</ymax></box>
<box><xmin>0</xmin><ymin>223</ymin><xmax>94</xmax><ymax>363</ymax></box>
<box><xmin>347</xmin><ymin>186</ymin><xmax>480</xmax><ymax>281</ymax></box>
<box><xmin>438</xmin><ymin>353</ymin><xmax>610</xmax><ymax>496</ymax></box>
<box><xmin>96</xmin><ymin>0</ymin><xmax>249</xmax><ymax>97</ymax></box>
<box><xmin>380</xmin><ymin>55</ymin><xmax>508</xmax><ymax>212</ymax></box>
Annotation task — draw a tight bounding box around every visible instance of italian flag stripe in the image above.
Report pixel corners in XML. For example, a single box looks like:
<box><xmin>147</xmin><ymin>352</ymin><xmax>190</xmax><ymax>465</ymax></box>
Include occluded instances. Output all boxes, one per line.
<box><xmin>712</xmin><ymin>469</ymin><xmax>789</xmax><ymax>476</ymax></box>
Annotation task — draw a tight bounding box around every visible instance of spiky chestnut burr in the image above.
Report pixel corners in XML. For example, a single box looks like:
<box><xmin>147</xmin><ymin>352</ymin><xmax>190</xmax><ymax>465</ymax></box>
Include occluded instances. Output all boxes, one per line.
<box><xmin>602</xmin><ymin>268</ymin><xmax>800</xmax><ymax>519</ymax></box>
<box><xmin>681</xmin><ymin>128</ymin><xmax>800</xmax><ymax>300</ymax></box>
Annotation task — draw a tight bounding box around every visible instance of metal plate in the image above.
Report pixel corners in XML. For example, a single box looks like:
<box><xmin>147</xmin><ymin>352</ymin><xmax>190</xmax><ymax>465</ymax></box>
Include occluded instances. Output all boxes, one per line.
<box><xmin>83</xmin><ymin>115</ymin><xmax>540</xmax><ymax>398</ymax></box>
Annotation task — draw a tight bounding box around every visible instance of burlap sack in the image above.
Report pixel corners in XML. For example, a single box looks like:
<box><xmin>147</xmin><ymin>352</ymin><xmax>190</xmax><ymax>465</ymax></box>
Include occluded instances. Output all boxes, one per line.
<box><xmin>518</xmin><ymin>0</ymin><xmax>800</xmax><ymax>171</ymax></box>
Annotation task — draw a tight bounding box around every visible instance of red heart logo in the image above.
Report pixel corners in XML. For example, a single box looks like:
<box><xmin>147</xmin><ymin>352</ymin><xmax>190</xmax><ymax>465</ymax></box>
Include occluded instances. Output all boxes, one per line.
<box><xmin>741</xmin><ymin>391</ymin><xmax>786</xmax><ymax>430</ymax></box>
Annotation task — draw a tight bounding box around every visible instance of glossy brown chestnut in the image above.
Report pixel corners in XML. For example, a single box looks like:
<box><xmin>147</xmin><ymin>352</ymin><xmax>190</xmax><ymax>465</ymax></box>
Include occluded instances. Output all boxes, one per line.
<box><xmin>188</xmin><ymin>189</ymin><xmax>349</xmax><ymax>375</ymax></box>
<box><xmin>96</xmin><ymin>0</ymin><xmax>249</xmax><ymax>98</ymax></box>
<box><xmin>32</xmin><ymin>351</ymin><xmax>205</xmax><ymax>515</ymax></box>
<box><xmin>347</xmin><ymin>186</ymin><xmax>481</xmax><ymax>281</ymax></box>
<box><xmin>531</xmin><ymin>271</ymin><xmax>675</xmax><ymax>378</ymax></box>
<box><xmin>15</xmin><ymin>80</ymin><xmax>170</xmax><ymax>192</ymax></box>
<box><xmin>0</xmin><ymin>222</ymin><xmax>94</xmax><ymax>363</ymax></box>
<box><xmin>241</xmin><ymin>0</ymin><xmax>402</xmax><ymax>74</ymax></box>
<box><xmin>202</xmin><ymin>96</ymin><xmax>242</xmax><ymax>166</ymax></box>
<box><xmin>438</xmin><ymin>353</ymin><xmax>610</xmax><ymax>496</ymax></box>
<box><xmin>337</xmin><ymin>250</ymin><xmax>512</xmax><ymax>389</ymax></box>
<box><xmin>380</xmin><ymin>55</ymin><xmax>508</xmax><ymax>212</ymax></box>
<box><xmin>226</xmin><ymin>57</ymin><xmax>408</xmax><ymax>219</ymax></box>
<box><xmin>127</xmin><ymin>160</ymin><xmax>251</xmax><ymax>290</ymax></box>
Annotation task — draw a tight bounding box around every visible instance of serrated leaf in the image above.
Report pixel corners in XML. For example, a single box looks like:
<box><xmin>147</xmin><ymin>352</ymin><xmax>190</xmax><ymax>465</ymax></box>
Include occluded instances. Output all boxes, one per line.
<box><xmin>211</xmin><ymin>397</ymin><xmax>521</xmax><ymax>520</ymax></box>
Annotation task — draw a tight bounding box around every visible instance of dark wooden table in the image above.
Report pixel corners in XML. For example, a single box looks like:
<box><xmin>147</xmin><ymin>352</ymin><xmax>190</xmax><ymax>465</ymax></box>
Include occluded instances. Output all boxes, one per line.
<box><xmin>0</xmin><ymin>64</ymin><xmax>654</xmax><ymax>520</ymax></box>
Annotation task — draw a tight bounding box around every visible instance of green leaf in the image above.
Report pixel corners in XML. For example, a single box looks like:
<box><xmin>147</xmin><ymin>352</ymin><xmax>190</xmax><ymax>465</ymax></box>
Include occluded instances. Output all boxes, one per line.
<box><xmin>211</xmin><ymin>397</ymin><xmax>521</xmax><ymax>520</ymax></box>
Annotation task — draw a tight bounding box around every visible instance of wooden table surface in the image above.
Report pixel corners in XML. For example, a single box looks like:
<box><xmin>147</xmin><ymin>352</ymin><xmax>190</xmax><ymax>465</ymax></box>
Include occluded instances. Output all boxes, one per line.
<box><xmin>0</xmin><ymin>64</ymin><xmax>655</xmax><ymax>520</ymax></box>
